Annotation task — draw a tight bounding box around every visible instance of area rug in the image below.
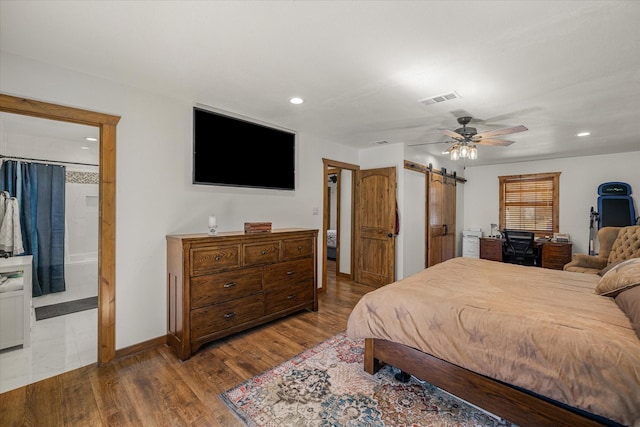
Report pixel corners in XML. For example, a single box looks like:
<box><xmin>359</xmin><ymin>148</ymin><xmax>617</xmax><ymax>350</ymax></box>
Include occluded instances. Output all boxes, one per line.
<box><xmin>35</xmin><ymin>296</ymin><xmax>98</xmax><ymax>320</ymax></box>
<box><xmin>220</xmin><ymin>332</ymin><xmax>517</xmax><ymax>426</ymax></box>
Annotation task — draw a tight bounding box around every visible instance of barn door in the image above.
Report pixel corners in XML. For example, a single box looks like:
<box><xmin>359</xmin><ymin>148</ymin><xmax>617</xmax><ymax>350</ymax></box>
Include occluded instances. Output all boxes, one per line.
<box><xmin>354</xmin><ymin>167</ymin><xmax>396</xmax><ymax>287</ymax></box>
<box><xmin>426</xmin><ymin>171</ymin><xmax>456</xmax><ymax>267</ymax></box>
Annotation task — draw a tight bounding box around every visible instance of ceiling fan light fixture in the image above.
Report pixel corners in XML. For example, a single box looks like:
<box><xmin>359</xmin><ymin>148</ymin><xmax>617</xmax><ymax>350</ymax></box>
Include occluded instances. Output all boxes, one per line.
<box><xmin>469</xmin><ymin>145</ymin><xmax>478</xmax><ymax>160</ymax></box>
<box><xmin>450</xmin><ymin>147</ymin><xmax>460</xmax><ymax>161</ymax></box>
<box><xmin>459</xmin><ymin>144</ymin><xmax>470</xmax><ymax>158</ymax></box>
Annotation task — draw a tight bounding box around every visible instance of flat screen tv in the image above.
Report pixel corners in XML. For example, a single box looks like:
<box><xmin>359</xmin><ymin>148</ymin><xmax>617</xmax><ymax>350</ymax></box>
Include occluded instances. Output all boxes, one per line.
<box><xmin>193</xmin><ymin>107</ymin><xmax>296</xmax><ymax>190</ymax></box>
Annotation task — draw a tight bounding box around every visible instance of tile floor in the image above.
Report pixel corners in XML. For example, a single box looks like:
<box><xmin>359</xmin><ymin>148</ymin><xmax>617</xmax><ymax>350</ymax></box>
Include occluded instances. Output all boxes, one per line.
<box><xmin>0</xmin><ymin>295</ymin><xmax>97</xmax><ymax>394</ymax></box>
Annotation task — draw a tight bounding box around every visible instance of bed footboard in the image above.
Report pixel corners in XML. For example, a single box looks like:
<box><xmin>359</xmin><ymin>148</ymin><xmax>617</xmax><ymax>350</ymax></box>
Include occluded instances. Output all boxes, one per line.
<box><xmin>363</xmin><ymin>338</ymin><xmax>615</xmax><ymax>427</ymax></box>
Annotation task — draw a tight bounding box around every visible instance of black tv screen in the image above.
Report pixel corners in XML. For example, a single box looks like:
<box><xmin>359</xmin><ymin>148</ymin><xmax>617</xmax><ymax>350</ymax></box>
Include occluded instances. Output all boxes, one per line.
<box><xmin>193</xmin><ymin>107</ymin><xmax>296</xmax><ymax>190</ymax></box>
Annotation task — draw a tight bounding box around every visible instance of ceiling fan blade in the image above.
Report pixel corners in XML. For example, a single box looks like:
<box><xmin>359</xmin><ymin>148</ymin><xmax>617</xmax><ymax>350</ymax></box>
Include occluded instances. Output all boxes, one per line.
<box><xmin>475</xmin><ymin>125</ymin><xmax>528</xmax><ymax>139</ymax></box>
<box><xmin>476</xmin><ymin>138</ymin><xmax>515</xmax><ymax>146</ymax></box>
<box><xmin>440</xmin><ymin>129</ymin><xmax>463</xmax><ymax>140</ymax></box>
<box><xmin>408</xmin><ymin>140</ymin><xmax>453</xmax><ymax>147</ymax></box>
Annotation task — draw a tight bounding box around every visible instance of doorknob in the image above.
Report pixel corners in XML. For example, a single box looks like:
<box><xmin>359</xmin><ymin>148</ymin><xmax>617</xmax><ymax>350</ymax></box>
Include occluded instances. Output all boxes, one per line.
<box><xmin>387</xmin><ymin>233</ymin><xmax>393</xmax><ymax>238</ymax></box>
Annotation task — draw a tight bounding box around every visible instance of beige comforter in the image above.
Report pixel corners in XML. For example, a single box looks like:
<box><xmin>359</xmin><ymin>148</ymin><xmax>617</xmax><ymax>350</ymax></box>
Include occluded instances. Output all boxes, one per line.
<box><xmin>347</xmin><ymin>257</ymin><xmax>640</xmax><ymax>426</ymax></box>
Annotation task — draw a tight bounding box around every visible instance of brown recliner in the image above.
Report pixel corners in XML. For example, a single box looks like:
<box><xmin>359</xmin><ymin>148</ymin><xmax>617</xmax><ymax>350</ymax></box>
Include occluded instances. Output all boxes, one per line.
<box><xmin>563</xmin><ymin>225</ymin><xmax>640</xmax><ymax>274</ymax></box>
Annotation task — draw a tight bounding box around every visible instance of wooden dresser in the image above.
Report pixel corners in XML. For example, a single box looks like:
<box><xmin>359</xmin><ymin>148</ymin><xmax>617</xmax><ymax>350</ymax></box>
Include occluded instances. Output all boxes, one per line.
<box><xmin>166</xmin><ymin>228</ymin><xmax>318</xmax><ymax>360</ymax></box>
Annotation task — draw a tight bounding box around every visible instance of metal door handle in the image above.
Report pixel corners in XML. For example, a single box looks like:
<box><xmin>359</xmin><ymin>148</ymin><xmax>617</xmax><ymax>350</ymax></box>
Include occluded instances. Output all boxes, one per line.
<box><xmin>443</xmin><ymin>224</ymin><xmax>448</xmax><ymax>235</ymax></box>
<box><xmin>387</xmin><ymin>233</ymin><xmax>393</xmax><ymax>238</ymax></box>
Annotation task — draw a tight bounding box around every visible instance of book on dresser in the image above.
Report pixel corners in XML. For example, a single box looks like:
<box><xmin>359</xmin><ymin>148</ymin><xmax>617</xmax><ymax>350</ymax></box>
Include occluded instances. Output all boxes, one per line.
<box><xmin>166</xmin><ymin>228</ymin><xmax>318</xmax><ymax>360</ymax></box>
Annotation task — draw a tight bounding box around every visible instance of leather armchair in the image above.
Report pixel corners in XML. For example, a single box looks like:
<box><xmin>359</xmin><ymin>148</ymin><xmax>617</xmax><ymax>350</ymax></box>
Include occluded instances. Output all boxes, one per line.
<box><xmin>564</xmin><ymin>226</ymin><xmax>640</xmax><ymax>274</ymax></box>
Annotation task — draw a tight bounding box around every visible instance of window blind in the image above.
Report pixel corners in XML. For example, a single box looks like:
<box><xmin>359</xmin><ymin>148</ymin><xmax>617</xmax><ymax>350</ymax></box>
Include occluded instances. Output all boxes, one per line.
<box><xmin>499</xmin><ymin>173</ymin><xmax>560</xmax><ymax>234</ymax></box>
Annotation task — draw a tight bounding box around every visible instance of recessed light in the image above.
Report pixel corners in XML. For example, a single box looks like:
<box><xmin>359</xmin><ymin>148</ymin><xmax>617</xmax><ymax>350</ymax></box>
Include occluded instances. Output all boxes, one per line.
<box><xmin>85</xmin><ymin>137</ymin><xmax>98</xmax><ymax>142</ymax></box>
<box><xmin>576</xmin><ymin>132</ymin><xmax>591</xmax><ymax>137</ymax></box>
<box><xmin>289</xmin><ymin>97</ymin><xmax>304</xmax><ymax>105</ymax></box>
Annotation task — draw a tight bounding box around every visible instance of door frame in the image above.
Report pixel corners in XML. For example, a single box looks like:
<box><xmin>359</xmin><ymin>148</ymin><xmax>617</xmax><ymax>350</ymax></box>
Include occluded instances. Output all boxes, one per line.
<box><xmin>0</xmin><ymin>94</ymin><xmax>119</xmax><ymax>365</ymax></box>
<box><xmin>321</xmin><ymin>158</ymin><xmax>358</xmax><ymax>291</ymax></box>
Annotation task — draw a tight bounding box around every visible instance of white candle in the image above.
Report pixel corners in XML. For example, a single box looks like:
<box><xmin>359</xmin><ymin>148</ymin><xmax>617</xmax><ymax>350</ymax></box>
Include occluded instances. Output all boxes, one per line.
<box><xmin>208</xmin><ymin>215</ymin><xmax>217</xmax><ymax>227</ymax></box>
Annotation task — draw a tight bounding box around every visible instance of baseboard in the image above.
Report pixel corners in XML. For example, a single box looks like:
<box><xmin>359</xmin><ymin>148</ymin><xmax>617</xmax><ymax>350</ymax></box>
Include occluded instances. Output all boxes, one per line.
<box><xmin>337</xmin><ymin>272</ymin><xmax>351</xmax><ymax>279</ymax></box>
<box><xmin>114</xmin><ymin>335</ymin><xmax>167</xmax><ymax>360</ymax></box>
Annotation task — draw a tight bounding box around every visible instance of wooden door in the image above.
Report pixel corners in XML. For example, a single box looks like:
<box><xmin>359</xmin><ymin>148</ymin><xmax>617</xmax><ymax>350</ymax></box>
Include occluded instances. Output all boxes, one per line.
<box><xmin>354</xmin><ymin>167</ymin><xmax>396</xmax><ymax>287</ymax></box>
<box><xmin>426</xmin><ymin>171</ymin><xmax>456</xmax><ymax>267</ymax></box>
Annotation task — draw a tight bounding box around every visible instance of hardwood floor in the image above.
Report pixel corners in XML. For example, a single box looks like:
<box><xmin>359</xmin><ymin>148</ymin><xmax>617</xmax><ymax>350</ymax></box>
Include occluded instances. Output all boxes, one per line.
<box><xmin>1</xmin><ymin>260</ymin><xmax>374</xmax><ymax>426</ymax></box>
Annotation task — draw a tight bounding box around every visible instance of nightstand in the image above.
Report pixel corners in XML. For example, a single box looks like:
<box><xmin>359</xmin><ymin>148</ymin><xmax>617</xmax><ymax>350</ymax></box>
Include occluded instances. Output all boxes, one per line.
<box><xmin>540</xmin><ymin>242</ymin><xmax>572</xmax><ymax>270</ymax></box>
<box><xmin>480</xmin><ymin>238</ymin><xmax>504</xmax><ymax>262</ymax></box>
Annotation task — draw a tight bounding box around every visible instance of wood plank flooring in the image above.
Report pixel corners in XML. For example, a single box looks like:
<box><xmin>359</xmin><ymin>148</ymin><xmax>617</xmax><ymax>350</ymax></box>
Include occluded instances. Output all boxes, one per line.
<box><xmin>1</xmin><ymin>261</ymin><xmax>374</xmax><ymax>427</ymax></box>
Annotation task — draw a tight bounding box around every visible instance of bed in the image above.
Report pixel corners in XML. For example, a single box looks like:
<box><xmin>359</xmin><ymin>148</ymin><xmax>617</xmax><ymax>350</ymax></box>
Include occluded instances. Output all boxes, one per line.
<box><xmin>346</xmin><ymin>257</ymin><xmax>640</xmax><ymax>427</ymax></box>
<box><xmin>327</xmin><ymin>229</ymin><xmax>336</xmax><ymax>260</ymax></box>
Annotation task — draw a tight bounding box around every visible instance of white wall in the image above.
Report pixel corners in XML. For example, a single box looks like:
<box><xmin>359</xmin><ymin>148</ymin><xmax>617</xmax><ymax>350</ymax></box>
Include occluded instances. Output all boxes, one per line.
<box><xmin>463</xmin><ymin>151</ymin><xmax>640</xmax><ymax>255</ymax></box>
<box><xmin>1</xmin><ymin>51</ymin><xmax>360</xmax><ymax>349</ymax></box>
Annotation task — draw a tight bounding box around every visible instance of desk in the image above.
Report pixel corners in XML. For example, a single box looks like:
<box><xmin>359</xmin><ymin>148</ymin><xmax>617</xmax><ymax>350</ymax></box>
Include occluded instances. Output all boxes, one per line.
<box><xmin>479</xmin><ymin>237</ymin><xmax>572</xmax><ymax>270</ymax></box>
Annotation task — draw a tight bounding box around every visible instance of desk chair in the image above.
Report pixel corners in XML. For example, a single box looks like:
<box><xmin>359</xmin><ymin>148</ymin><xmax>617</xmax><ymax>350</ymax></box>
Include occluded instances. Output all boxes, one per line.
<box><xmin>503</xmin><ymin>230</ymin><xmax>538</xmax><ymax>266</ymax></box>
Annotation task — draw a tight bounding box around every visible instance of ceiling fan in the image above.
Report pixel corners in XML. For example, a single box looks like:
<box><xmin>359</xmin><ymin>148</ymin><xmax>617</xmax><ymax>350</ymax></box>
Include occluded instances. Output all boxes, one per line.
<box><xmin>408</xmin><ymin>116</ymin><xmax>528</xmax><ymax>160</ymax></box>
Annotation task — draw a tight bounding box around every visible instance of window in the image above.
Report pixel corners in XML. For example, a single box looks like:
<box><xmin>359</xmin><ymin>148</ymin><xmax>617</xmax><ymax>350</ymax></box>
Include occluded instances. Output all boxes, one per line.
<box><xmin>499</xmin><ymin>172</ymin><xmax>560</xmax><ymax>236</ymax></box>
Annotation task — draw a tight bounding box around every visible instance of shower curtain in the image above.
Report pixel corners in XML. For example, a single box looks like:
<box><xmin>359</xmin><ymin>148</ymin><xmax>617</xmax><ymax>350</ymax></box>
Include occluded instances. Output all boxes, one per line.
<box><xmin>0</xmin><ymin>160</ymin><xmax>66</xmax><ymax>296</ymax></box>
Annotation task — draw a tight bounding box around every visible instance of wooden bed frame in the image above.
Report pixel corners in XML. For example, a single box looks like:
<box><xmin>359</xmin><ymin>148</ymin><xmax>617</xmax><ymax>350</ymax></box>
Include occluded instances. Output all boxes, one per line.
<box><xmin>364</xmin><ymin>338</ymin><xmax>620</xmax><ymax>427</ymax></box>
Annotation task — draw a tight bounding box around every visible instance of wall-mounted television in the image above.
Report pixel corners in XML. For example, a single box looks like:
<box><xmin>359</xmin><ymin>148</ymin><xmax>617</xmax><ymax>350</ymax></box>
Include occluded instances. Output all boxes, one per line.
<box><xmin>193</xmin><ymin>107</ymin><xmax>296</xmax><ymax>190</ymax></box>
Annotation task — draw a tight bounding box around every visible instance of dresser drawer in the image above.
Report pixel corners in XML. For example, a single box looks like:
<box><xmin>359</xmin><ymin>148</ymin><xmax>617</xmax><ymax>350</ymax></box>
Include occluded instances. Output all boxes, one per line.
<box><xmin>264</xmin><ymin>280</ymin><xmax>314</xmax><ymax>314</ymax></box>
<box><xmin>243</xmin><ymin>241</ymin><xmax>280</xmax><ymax>265</ymax></box>
<box><xmin>191</xmin><ymin>245</ymin><xmax>240</xmax><ymax>275</ymax></box>
<box><xmin>190</xmin><ymin>294</ymin><xmax>264</xmax><ymax>340</ymax></box>
<box><xmin>264</xmin><ymin>258</ymin><xmax>314</xmax><ymax>290</ymax></box>
<box><xmin>190</xmin><ymin>267</ymin><xmax>263</xmax><ymax>308</ymax></box>
<box><xmin>283</xmin><ymin>237</ymin><xmax>314</xmax><ymax>259</ymax></box>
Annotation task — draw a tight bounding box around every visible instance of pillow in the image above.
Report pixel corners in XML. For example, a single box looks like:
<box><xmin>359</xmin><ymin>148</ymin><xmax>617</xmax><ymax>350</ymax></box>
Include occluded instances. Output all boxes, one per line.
<box><xmin>595</xmin><ymin>258</ymin><xmax>640</xmax><ymax>297</ymax></box>
<box><xmin>615</xmin><ymin>285</ymin><xmax>640</xmax><ymax>339</ymax></box>
<box><xmin>597</xmin><ymin>260</ymin><xmax>621</xmax><ymax>276</ymax></box>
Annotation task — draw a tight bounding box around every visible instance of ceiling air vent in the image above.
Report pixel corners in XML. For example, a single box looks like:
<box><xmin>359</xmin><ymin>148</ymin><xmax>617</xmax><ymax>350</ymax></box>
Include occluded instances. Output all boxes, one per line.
<box><xmin>373</xmin><ymin>140</ymin><xmax>389</xmax><ymax>145</ymax></box>
<box><xmin>418</xmin><ymin>91</ymin><xmax>462</xmax><ymax>107</ymax></box>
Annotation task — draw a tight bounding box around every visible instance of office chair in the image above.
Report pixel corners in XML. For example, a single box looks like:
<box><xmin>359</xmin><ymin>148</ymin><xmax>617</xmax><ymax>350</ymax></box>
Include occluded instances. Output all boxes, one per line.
<box><xmin>503</xmin><ymin>229</ymin><xmax>538</xmax><ymax>266</ymax></box>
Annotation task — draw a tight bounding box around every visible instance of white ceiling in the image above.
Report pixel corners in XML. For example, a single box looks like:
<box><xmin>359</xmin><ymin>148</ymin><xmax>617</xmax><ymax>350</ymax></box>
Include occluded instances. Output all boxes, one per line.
<box><xmin>1</xmin><ymin>1</ymin><xmax>639</xmax><ymax>166</ymax></box>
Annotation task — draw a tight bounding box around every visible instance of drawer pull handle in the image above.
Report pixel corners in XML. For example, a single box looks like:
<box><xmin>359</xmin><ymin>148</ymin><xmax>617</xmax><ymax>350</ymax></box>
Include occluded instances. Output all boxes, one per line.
<box><xmin>261</xmin><ymin>250</ymin><xmax>267</xmax><ymax>255</ymax></box>
<box><xmin>224</xmin><ymin>312</ymin><xmax>236</xmax><ymax>319</ymax></box>
<box><xmin>286</xmin><ymin>270</ymin><xmax>295</xmax><ymax>275</ymax></box>
<box><xmin>297</xmin><ymin>245</ymin><xmax>303</xmax><ymax>250</ymax></box>
<box><xmin>223</xmin><ymin>282</ymin><xmax>236</xmax><ymax>288</ymax></box>
<box><xmin>287</xmin><ymin>294</ymin><xmax>296</xmax><ymax>299</ymax></box>
<box><xmin>215</xmin><ymin>255</ymin><xmax>221</xmax><ymax>261</ymax></box>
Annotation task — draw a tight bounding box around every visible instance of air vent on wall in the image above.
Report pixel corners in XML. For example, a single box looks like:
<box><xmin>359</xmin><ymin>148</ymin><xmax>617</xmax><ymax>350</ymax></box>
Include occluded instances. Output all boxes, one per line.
<box><xmin>418</xmin><ymin>91</ymin><xmax>462</xmax><ymax>106</ymax></box>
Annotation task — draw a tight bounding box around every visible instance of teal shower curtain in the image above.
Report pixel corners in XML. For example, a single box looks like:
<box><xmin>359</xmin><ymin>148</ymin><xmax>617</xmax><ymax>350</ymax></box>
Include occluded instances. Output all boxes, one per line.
<box><xmin>0</xmin><ymin>160</ymin><xmax>66</xmax><ymax>296</ymax></box>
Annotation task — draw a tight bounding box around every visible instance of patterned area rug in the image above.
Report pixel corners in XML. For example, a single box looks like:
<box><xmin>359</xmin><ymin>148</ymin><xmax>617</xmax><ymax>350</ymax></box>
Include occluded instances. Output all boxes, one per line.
<box><xmin>220</xmin><ymin>332</ymin><xmax>517</xmax><ymax>426</ymax></box>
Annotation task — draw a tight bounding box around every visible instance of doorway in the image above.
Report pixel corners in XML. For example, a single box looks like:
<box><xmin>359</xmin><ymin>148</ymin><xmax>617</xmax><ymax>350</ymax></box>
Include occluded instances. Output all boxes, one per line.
<box><xmin>0</xmin><ymin>94</ymin><xmax>119</xmax><ymax>368</ymax></box>
<box><xmin>321</xmin><ymin>159</ymin><xmax>358</xmax><ymax>291</ymax></box>
<box><xmin>0</xmin><ymin>113</ymin><xmax>101</xmax><ymax>392</ymax></box>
